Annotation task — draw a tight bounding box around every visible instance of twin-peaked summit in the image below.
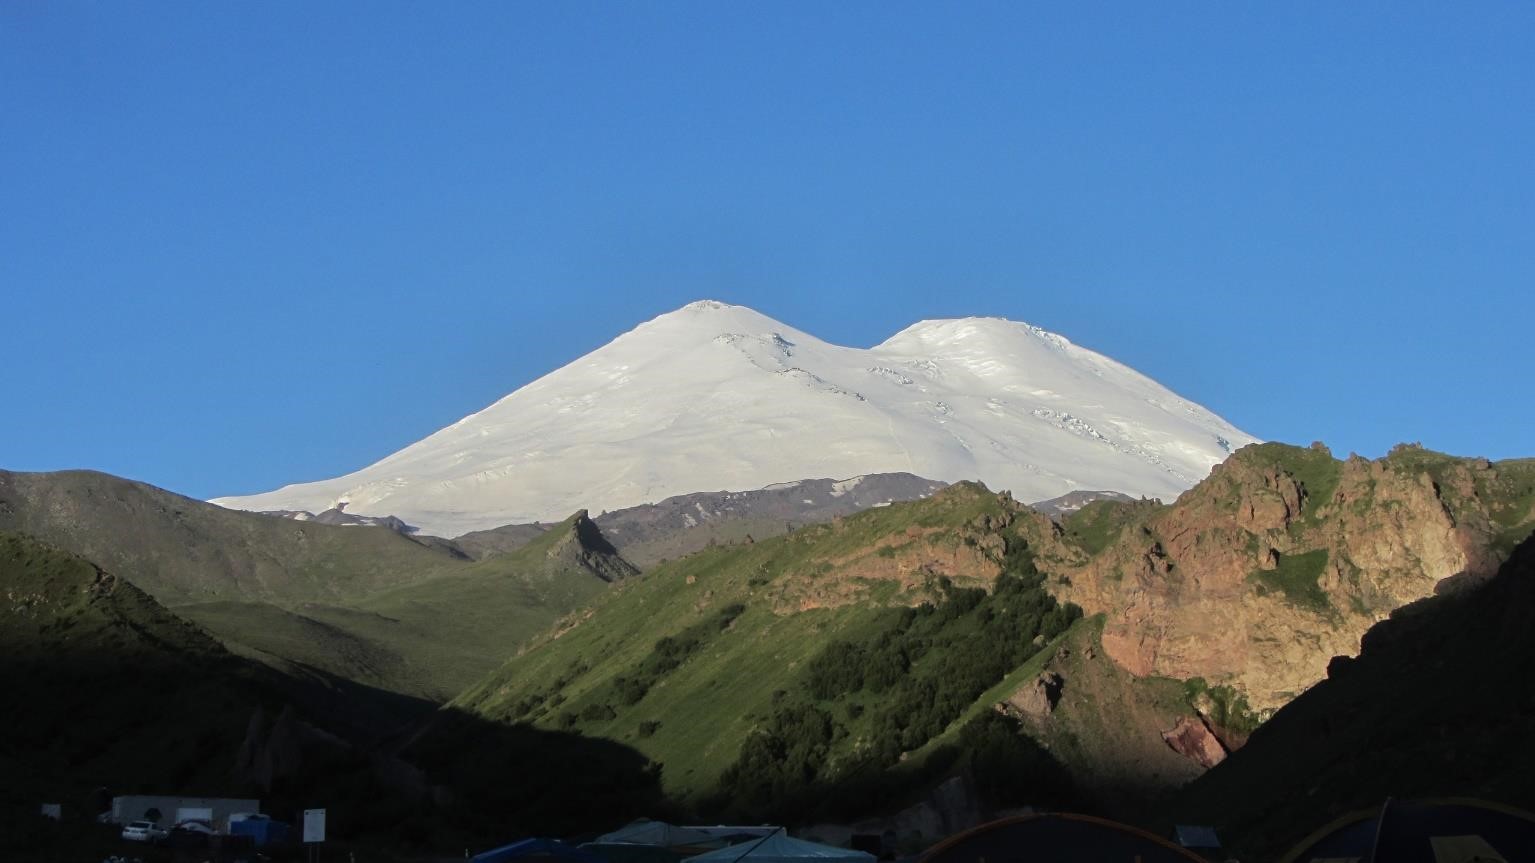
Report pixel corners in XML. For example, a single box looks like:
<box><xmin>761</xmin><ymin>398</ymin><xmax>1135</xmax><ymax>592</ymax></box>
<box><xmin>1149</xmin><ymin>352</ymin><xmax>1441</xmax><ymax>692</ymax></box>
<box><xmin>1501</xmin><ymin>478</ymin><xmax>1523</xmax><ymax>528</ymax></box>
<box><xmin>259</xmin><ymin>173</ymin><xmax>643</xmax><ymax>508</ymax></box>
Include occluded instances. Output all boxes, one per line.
<box><xmin>213</xmin><ymin>301</ymin><xmax>1258</xmax><ymax>536</ymax></box>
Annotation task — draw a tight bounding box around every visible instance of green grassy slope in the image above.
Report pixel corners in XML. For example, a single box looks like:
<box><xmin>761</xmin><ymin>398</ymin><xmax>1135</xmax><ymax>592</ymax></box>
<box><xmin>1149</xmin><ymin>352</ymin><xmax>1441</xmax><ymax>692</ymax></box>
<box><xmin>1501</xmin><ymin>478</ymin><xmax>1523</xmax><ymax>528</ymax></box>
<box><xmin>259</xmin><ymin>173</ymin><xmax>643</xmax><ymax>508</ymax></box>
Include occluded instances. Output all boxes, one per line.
<box><xmin>0</xmin><ymin>469</ymin><xmax>636</xmax><ymax>699</ymax></box>
<box><xmin>350</xmin><ymin>513</ymin><xmax>629</xmax><ymax>694</ymax></box>
<box><xmin>1060</xmin><ymin>498</ymin><xmax>1158</xmax><ymax>556</ymax></box>
<box><xmin>174</xmin><ymin>600</ymin><xmax>441</xmax><ymax>697</ymax></box>
<box><xmin>449</xmin><ymin>484</ymin><xmax>1088</xmax><ymax>820</ymax></box>
<box><xmin>0</xmin><ymin>469</ymin><xmax>464</xmax><ymax>605</ymax></box>
<box><xmin>175</xmin><ymin>512</ymin><xmax>633</xmax><ymax>699</ymax></box>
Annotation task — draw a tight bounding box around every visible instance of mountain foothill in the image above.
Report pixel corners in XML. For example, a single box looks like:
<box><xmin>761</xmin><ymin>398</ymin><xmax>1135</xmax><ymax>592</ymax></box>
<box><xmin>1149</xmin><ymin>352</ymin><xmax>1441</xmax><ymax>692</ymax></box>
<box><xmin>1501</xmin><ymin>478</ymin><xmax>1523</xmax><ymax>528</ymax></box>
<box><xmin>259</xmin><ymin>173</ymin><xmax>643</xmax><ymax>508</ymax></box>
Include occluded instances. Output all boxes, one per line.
<box><xmin>5</xmin><ymin>303</ymin><xmax>1533</xmax><ymax>861</ymax></box>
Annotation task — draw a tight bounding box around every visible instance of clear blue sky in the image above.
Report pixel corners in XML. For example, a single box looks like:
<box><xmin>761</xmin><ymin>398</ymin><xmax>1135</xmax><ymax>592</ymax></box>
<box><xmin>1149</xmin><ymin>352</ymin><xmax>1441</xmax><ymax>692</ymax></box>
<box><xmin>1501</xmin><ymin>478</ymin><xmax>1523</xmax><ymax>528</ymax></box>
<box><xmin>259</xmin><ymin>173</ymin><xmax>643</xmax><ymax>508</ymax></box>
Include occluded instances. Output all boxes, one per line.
<box><xmin>4</xmin><ymin>3</ymin><xmax>1532</xmax><ymax>500</ymax></box>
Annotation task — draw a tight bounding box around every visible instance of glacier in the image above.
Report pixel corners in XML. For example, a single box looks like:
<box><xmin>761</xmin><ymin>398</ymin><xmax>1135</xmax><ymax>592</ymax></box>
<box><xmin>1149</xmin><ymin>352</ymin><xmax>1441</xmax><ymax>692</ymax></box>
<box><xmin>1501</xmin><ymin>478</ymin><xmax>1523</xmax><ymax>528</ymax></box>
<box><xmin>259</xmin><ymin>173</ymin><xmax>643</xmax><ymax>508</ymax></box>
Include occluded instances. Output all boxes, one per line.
<box><xmin>212</xmin><ymin>300</ymin><xmax>1259</xmax><ymax>536</ymax></box>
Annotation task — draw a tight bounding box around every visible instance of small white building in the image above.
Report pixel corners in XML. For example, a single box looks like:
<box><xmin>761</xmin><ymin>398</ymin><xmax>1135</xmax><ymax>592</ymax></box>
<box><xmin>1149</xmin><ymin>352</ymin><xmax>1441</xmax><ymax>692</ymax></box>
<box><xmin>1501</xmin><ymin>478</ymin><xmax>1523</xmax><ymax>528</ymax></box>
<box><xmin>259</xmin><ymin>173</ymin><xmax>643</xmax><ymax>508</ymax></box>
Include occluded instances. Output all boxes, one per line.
<box><xmin>109</xmin><ymin>796</ymin><xmax>261</xmax><ymax>833</ymax></box>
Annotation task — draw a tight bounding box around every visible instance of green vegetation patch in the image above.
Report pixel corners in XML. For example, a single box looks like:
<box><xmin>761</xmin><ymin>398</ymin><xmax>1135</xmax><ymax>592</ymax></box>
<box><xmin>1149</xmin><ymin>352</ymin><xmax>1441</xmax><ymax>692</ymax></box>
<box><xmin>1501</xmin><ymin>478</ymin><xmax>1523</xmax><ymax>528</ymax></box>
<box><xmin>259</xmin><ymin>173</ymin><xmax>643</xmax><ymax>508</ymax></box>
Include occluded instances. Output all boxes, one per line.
<box><xmin>1487</xmin><ymin>459</ymin><xmax>1535</xmax><ymax>555</ymax></box>
<box><xmin>1381</xmin><ymin>443</ymin><xmax>1469</xmax><ymax>481</ymax></box>
<box><xmin>1245</xmin><ymin>442</ymin><xmax>1343</xmax><ymax>523</ymax></box>
<box><xmin>450</xmin><ymin>484</ymin><xmax>1034</xmax><ymax>803</ymax></box>
<box><xmin>1061</xmin><ymin>499</ymin><xmax>1150</xmax><ymax>555</ymax></box>
<box><xmin>1184</xmin><ymin>677</ymin><xmax>1264</xmax><ymax>736</ymax></box>
<box><xmin>1249</xmin><ymin>548</ymin><xmax>1331</xmax><ymax>612</ymax></box>
<box><xmin>608</xmin><ymin>603</ymin><xmax>746</xmax><ymax>707</ymax></box>
<box><xmin>711</xmin><ymin>543</ymin><xmax>1082</xmax><ymax>821</ymax></box>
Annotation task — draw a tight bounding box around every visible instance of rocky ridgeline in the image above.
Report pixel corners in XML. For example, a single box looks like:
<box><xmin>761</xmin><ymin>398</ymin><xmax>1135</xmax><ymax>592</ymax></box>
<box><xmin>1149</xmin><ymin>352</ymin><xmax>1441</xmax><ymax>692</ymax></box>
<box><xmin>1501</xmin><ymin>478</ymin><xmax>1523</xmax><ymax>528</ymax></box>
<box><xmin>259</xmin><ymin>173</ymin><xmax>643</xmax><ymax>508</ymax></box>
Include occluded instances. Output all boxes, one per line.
<box><xmin>1005</xmin><ymin>442</ymin><xmax>1535</xmax><ymax>714</ymax></box>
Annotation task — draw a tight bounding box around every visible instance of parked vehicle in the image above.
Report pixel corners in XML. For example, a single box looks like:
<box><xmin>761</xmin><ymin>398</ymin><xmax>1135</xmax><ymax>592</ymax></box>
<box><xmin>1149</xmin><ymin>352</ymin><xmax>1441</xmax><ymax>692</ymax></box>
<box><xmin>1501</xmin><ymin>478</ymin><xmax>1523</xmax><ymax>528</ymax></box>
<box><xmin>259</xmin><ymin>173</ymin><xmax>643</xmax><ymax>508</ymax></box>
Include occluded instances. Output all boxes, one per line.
<box><xmin>166</xmin><ymin>826</ymin><xmax>212</xmax><ymax>849</ymax></box>
<box><xmin>121</xmin><ymin>821</ymin><xmax>168</xmax><ymax>843</ymax></box>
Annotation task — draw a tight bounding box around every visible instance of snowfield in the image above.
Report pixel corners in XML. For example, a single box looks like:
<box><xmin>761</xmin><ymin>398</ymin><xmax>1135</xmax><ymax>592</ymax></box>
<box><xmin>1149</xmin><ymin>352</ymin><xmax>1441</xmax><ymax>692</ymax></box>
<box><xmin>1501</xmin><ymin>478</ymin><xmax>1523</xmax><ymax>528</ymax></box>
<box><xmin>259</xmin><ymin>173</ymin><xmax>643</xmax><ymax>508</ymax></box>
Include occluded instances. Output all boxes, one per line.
<box><xmin>212</xmin><ymin>301</ymin><xmax>1259</xmax><ymax>536</ymax></box>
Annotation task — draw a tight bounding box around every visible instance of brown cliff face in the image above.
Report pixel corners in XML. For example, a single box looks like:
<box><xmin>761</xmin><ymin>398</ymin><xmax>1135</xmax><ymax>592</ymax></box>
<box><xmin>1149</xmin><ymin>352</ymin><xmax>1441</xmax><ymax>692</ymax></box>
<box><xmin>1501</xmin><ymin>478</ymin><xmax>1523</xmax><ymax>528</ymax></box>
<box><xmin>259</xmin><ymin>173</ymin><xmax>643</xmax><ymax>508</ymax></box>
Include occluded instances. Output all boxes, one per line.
<box><xmin>1012</xmin><ymin>443</ymin><xmax>1534</xmax><ymax>713</ymax></box>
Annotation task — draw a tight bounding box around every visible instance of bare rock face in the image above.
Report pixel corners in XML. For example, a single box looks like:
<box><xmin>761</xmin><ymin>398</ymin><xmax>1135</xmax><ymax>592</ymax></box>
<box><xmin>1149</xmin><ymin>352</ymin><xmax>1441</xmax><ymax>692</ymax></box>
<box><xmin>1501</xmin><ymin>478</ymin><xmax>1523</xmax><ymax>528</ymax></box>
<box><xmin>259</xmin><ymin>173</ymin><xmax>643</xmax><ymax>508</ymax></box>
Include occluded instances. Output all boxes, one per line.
<box><xmin>1162</xmin><ymin>716</ymin><xmax>1228</xmax><ymax>769</ymax></box>
<box><xmin>1014</xmin><ymin>443</ymin><xmax>1535</xmax><ymax>714</ymax></box>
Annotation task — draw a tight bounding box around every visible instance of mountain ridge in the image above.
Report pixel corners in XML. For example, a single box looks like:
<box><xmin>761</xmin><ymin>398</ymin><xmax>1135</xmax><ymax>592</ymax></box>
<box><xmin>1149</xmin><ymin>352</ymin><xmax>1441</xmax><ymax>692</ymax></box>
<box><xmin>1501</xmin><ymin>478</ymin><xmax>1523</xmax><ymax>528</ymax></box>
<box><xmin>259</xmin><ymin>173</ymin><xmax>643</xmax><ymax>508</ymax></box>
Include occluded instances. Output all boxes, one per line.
<box><xmin>441</xmin><ymin>441</ymin><xmax>1534</xmax><ymax>832</ymax></box>
<box><xmin>0</xmin><ymin>468</ymin><xmax>640</xmax><ymax>700</ymax></box>
<box><xmin>212</xmin><ymin>301</ymin><xmax>1258</xmax><ymax>535</ymax></box>
<box><xmin>6</xmin><ymin>440</ymin><xmax>1532</xmax><ymax>853</ymax></box>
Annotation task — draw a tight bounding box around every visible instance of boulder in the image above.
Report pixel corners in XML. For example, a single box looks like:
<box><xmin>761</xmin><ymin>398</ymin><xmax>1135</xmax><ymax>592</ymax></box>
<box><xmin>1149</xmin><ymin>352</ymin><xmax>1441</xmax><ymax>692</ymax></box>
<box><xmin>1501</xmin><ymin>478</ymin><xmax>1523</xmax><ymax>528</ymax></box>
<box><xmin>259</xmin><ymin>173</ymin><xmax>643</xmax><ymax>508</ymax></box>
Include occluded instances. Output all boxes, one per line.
<box><xmin>1161</xmin><ymin>716</ymin><xmax>1228</xmax><ymax>769</ymax></box>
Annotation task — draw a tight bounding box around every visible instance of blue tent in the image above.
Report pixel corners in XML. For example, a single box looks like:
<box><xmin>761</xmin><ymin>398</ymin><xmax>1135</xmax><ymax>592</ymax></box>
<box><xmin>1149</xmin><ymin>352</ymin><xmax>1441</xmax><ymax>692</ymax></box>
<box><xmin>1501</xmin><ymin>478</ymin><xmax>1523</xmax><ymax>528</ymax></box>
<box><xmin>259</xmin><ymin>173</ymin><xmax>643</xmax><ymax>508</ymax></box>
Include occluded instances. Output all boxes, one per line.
<box><xmin>594</xmin><ymin>821</ymin><xmax>721</xmax><ymax>849</ymax></box>
<box><xmin>472</xmin><ymin>838</ymin><xmax>609</xmax><ymax>863</ymax></box>
<box><xmin>584</xmin><ymin>820</ymin><xmax>731</xmax><ymax>863</ymax></box>
<box><xmin>683</xmin><ymin>832</ymin><xmax>874</xmax><ymax>863</ymax></box>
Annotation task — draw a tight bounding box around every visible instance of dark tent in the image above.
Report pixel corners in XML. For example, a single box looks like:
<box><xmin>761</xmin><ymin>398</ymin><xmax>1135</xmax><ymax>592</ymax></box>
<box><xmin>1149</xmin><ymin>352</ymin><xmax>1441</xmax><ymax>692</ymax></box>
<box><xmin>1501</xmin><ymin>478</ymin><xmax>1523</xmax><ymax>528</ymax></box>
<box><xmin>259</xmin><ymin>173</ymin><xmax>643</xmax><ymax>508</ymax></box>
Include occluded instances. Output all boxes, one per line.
<box><xmin>472</xmin><ymin>838</ymin><xmax>610</xmax><ymax>863</ymax></box>
<box><xmin>919</xmin><ymin>813</ymin><xmax>1207</xmax><ymax>863</ymax></box>
<box><xmin>1282</xmin><ymin>798</ymin><xmax>1535</xmax><ymax>863</ymax></box>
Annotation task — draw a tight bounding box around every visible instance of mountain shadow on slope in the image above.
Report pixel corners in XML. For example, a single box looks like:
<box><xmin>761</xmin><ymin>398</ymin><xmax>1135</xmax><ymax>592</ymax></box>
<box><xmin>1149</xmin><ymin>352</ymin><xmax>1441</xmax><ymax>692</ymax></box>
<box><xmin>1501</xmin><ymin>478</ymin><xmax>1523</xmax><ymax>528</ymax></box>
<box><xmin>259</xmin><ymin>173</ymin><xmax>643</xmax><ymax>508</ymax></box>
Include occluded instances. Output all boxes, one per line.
<box><xmin>0</xmin><ymin>532</ymin><xmax>673</xmax><ymax>857</ymax></box>
<box><xmin>1166</xmin><ymin>528</ymin><xmax>1535</xmax><ymax>860</ymax></box>
<box><xmin>403</xmin><ymin>707</ymin><xmax>674</xmax><ymax>840</ymax></box>
<box><xmin>0</xmin><ymin>469</ymin><xmax>643</xmax><ymax>701</ymax></box>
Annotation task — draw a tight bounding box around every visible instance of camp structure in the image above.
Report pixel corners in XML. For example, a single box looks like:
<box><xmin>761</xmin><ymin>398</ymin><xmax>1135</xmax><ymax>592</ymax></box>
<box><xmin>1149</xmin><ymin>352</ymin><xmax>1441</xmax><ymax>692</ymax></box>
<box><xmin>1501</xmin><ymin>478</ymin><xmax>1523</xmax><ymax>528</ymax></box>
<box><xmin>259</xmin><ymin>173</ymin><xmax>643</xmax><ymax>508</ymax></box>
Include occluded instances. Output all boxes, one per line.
<box><xmin>918</xmin><ymin>813</ymin><xmax>1208</xmax><ymax>863</ymax></box>
<box><xmin>471</xmin><ymin>838</ymin><xmax>610</xmax><ymax>863</ymax></box>
<box><xmin>106</xmin><ymin>795</ymin><xmax>261</xmax><ymax>834</ymax></box>
<box><xmin>683</xmin><ymin>830</ymin><xmax>876</xmax><ymax>863</ymax></box>
<box><xmin>687</xmin><ymin>827</ymin><xmax>782</xmax><ymax>844</ymax></box>
<box><xmin>584</xmin><ymin>820</ymin><xmax>729</xmax><ymax>863</ymax></box>
<box><xmin>1281</xmin><ymin>798</ymin><xmax>1535</xmax><ymax>863</ymax></box>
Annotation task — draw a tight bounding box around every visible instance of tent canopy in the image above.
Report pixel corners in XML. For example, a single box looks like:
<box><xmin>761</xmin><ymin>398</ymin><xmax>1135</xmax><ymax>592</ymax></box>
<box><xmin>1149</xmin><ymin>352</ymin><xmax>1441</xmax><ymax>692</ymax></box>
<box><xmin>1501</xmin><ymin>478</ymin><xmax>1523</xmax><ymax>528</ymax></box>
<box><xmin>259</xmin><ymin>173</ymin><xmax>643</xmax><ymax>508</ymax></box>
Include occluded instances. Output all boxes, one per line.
<box><xmin>683</xmin><ymin>832</ymin><xmax>875</xmax><ymax>863</ymax></box>
<box><xmin>596</xmin><ymin>821</ymin><xmax>721</xmax><ymax>849</ymax></box>
<box><xmin>1283</xmin><ymin>799</ymin><xmax>1535</xmax><ymax>863</ymax></box>
<box><xmin>472</xmin><ymin>838</ymin><xmax>609</xmax><ymax>863</ymax></box>
<box><xmin>918</xmin><ymin>814</ymin><xmax>1207</xmax><ymax>863</ymax></box>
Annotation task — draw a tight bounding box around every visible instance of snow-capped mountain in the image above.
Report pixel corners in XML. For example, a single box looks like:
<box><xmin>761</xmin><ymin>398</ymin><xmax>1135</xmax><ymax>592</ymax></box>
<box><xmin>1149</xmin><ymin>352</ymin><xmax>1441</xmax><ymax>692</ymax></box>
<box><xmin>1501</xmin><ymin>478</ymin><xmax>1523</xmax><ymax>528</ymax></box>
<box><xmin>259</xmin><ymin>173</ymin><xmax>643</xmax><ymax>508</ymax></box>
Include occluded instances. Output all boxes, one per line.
<box><xmin>213</xmin><ymin>301</ymin><xmax>1259</xmax><ymax>536</ymax></box>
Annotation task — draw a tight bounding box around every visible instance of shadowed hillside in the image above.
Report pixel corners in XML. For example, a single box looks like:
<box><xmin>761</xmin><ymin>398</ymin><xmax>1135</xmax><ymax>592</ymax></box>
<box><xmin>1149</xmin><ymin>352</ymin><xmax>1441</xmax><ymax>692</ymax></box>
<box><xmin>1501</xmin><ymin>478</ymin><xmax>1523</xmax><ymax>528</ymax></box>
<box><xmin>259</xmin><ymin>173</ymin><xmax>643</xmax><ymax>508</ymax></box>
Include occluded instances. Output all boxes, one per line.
<box><xmin>0</xmin><ymin>530</ymin><xmax>275</xmax><ymax>798</ymax></box>
<box><xmin>0</xmin><ymin>470</ymin><xmax>638</xmax><ymax>700</ymax></box>
<box><xmin>0</xmin><ymin>531</ymin><xmax>675</xmax><ymax>859</ymax></box>
<box><xmin>1165</xmin><ymin>530</ymin><xmax>1535</xmax><ymax>860</ymax></box>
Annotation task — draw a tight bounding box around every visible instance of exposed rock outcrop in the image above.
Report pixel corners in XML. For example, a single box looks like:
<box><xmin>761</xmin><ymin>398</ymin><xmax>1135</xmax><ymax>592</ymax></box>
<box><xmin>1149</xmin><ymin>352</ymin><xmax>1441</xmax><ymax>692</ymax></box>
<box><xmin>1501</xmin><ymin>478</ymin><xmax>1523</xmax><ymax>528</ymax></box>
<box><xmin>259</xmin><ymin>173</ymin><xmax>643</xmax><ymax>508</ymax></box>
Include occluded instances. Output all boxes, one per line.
<box><xmin>1003</xmin><ymin>671</ymin><xmax>1064</xmax><ymax>720</ymax></box>
<box><xmin>547</xmin><ymin>510</ymin><xmax>640</xmax><ymax>583</ymax></box>
<box><xmin>1011</xmin><ymin>444</ymin><xmax>1535</xmax><ymax>713</ymax></box>
<box><xmin>1162</xmin><ymin>715</ymin><xmax>1228</xmax><ymax>769</ymax></box>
